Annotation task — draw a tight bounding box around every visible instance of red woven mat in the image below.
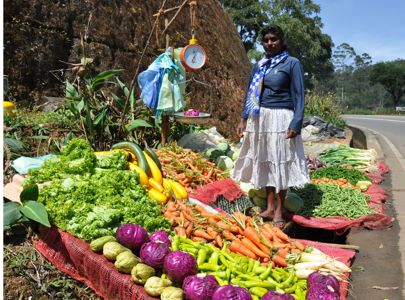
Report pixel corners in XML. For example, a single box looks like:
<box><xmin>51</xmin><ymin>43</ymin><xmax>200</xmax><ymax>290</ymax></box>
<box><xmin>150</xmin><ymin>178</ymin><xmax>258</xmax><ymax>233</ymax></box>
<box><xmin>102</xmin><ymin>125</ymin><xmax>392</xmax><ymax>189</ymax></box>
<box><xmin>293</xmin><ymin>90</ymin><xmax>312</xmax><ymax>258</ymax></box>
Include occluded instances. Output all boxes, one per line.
<box><xmin>297</xmin><ymin>239</ymin><xmax>356</xmax><ymax>300</ymax></box>
<box><xmin>190</xmin><ymin>178</ymin><xmax>245</xmax><ymax>204</ymax></box>
<box><xmin>292</xmin><ymin>181</ymin><xmax>392</xmax><ymax>232</ymax></box>
<box><xmin>34</xmin><ymin>226</ymin><xmax>157</xmax><ymax>300</ymax></box>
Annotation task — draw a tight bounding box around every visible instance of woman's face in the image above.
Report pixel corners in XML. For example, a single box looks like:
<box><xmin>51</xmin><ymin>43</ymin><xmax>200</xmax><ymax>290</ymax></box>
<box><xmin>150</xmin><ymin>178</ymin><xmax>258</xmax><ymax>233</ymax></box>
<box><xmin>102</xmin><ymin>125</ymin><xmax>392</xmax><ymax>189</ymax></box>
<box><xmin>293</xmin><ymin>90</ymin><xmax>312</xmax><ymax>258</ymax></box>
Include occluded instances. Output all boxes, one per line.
<box><xmin>262</xmin><ymin>33</ymin><xmax>284</xmax><ymax>57</ymax></box>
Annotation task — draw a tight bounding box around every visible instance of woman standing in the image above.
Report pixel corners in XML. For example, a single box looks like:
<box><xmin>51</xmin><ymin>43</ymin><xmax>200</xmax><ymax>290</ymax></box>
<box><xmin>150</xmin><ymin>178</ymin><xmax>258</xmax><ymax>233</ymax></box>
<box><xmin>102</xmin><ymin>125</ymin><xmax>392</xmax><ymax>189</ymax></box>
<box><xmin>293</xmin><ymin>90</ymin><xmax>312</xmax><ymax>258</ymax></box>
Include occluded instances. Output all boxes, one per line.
<box><xmin>233</xmin><ymin>24</ymin><xmax>309</xmax><ymax>227</ymax></box>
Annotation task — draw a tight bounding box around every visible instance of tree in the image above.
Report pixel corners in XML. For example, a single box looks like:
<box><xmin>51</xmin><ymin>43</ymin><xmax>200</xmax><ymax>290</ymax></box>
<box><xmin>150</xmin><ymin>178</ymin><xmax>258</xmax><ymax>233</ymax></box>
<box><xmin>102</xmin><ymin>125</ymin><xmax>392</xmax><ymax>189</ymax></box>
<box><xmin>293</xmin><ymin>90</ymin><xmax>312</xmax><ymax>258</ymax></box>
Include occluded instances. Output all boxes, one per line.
<box><xmin>220</xmin><ymin>0</ymin><xmax>269</xmax><ymax>52</ymax></box>
<box><xmin>332</xmin><ymin>43</ymin><xmax>373</xmax><ymax>71</ymax></box>
<box><xmin>221</xmin><ymin>0</ymin><xmax>334</xmax><ymax>86</ymax></box>
<box><xmin>370</xmin><ymin>60</ymin><xmax>405</xmax><ymax>107</ymax></box>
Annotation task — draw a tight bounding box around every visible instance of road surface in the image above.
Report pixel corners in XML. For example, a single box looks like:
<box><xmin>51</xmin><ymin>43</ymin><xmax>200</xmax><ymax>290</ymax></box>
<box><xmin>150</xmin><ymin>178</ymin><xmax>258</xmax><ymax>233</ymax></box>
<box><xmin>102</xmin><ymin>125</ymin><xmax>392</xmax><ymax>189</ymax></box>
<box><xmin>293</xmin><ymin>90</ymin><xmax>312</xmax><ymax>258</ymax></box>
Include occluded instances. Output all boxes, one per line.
<box><xmin>343</xmin><ymin>114</ymin><xmax>405</xmax><ymax>299</ymax></box>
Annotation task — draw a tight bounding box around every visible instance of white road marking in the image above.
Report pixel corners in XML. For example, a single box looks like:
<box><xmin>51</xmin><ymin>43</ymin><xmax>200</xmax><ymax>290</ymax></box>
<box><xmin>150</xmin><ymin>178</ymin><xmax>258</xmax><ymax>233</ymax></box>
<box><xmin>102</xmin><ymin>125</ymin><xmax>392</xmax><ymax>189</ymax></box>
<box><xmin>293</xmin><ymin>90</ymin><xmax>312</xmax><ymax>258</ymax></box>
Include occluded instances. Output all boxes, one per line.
<box><xmin>344</xmin><ymin>116</ymin><xmax>405</xmax><ymax>123</ymax></box>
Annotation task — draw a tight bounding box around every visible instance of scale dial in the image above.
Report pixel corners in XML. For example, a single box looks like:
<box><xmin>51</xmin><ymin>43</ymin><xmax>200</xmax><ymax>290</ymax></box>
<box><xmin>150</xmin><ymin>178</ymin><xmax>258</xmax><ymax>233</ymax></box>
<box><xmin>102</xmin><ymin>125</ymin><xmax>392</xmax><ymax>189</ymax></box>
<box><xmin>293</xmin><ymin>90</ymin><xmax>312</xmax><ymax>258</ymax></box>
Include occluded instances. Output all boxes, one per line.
<box><xmin>180</xmin><ymin>44</ymin><xmax>206</xmax><ymax>71</ymax></box>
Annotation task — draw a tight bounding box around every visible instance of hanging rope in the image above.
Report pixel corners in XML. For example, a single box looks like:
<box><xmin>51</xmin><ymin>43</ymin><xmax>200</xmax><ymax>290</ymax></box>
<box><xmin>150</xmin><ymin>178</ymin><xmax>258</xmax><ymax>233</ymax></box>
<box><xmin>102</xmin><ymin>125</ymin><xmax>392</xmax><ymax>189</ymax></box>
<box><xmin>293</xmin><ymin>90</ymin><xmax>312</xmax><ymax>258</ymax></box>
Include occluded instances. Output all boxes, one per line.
<box><xmin>161</xmin><ymin>0</ymin><xmax>189</xmax><ymax>34</ymax></box>
<box><xmin>189</xmin><ymin>0</ymin><xmax>197</xmax><ymax>36</ymax></box>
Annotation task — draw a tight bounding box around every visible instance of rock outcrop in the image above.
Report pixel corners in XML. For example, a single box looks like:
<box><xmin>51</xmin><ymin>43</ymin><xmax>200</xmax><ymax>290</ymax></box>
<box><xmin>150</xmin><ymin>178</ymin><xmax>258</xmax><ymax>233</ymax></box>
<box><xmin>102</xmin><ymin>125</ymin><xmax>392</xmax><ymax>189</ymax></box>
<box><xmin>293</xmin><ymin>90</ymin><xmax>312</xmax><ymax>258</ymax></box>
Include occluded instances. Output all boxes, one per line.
<box><xmin>4</xmin><ymin>0</ymin><xmax>251</xmax><ymax>140</ymax></box>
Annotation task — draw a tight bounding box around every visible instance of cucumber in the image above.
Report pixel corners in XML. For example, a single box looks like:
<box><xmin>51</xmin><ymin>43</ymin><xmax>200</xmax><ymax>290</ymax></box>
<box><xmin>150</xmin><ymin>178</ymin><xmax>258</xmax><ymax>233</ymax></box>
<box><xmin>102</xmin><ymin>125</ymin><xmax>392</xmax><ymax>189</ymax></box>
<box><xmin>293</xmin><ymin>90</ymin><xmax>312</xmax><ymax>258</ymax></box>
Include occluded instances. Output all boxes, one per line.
<box><xmin>144</xmin><ymin>144</ymin><xmax>162</xmax><ymax>171</ymax></box>
<box><xmin>112</xmin><ymin>141</ymin><xmax>149</xmax><ymax>174</ymax></box>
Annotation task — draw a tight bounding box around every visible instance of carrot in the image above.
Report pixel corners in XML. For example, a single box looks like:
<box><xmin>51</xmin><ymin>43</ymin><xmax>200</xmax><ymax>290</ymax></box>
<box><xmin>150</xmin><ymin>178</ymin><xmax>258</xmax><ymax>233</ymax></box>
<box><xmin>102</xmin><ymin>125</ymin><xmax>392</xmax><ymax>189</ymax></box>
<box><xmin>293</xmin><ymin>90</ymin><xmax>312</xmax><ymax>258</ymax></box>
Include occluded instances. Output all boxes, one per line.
<box><xmin>215</xmin><ymin>235</ymin><xmax>223</xmax><ymax>248</ymax></box>
<box><xmin>272</xmin><ymin>241</ymin><xmax>289</xmax><ymax>249</ymax></box>
<box><xmin>201</xmin><ymin>211</ymin><xmax>221</xmax><ymax>220</ymax></box>
<box><xmin>222</xmin><ymin>230</ymin><xmax>237</xmax><ymax>241</ymax></box>
<box><xmin>186</xmin><ymin>223</ymin><xmax>194</xmax><ymax>237</ymax></box>
<box><xmin>291</xmin><ymin>240</ymin><xmax>306</xmax><ymax>252</ymax></box>
<box><xmin>240</xmin><ymin>238</ymin><xmax>270</xmax><ymax>259</ymax></box>
<box><xmin>181</xmin><ymin>211</ymin><xmax>199</xmax><ymax>223</ymax></box>
<box><xmin>233</xmin><ymin>211</ymin><xmax>247</xmax><ymax>223</ymax></box>
<box><xmin>272</xmin><ymin>254</ymin><xmax>288</xmax><ymax>267</ymax></box>
<box><xmin>272</xmin><ymin>226</ymin><xmax>290</xmax><ymax>242</ymax></box>
<box><xmin>165</xmin><ymin>201</ymin><xmax>177</xmax><ymax>212</ymax></box>
<box><xmin>183</xmin><ymin>220</ymin><xmax>190</xmax><ymax>229</ymax></box>
<box><xmin>243</xmin><ymin>227</ymin><xmax>270</xmax><ymax>253</ymax></box>
<box><xmin>216</xmin><ymin>221</ymin><xmax>231</xmax><ymax>230</ymax></box>
<box><xmin>207</xmin><ymin>227</ymin><xmax>219</xmax><ymax>239</ymax></box>
<box><xmin>277</xmin><ymin>248</ymin><xmax>289</xmax><ymax>259</ymax></box>
<box><xmin>193</xmin><ymin>229</ymin><xmax>214</xmax><ymax>240</ymax></box>
<box><xmin>191</xmin><ymin>236</ymin><xmax>207</xmax><ymax>242</ymax></box>
<box><xmin>260</xmin><ymin>227</ymin><xmax>274</xmax><ymax>241</ymax></box>
<box><xmin>229</xmin><ymin>240</ymin><xmax>257</xmax><ymax>259</ymax></box>
<box><xmin>174</xmin><ymin>226</ymin><xmax>187</xmax><ymax>237</ymax></box>
<box><xmin>177</xmin><ymin>201</ymin><xmax>192</xmax><ymax>214</ymax></box>
<box><xmin>208</xmin><ymin>217</ymin><xmax>220</xmax><ymax>226</ymax></box>
<box><xmin>246</xmin><ymin>216</ymin><xmax>255</xmax><ymax>227</ymax></box>
<box><xmin>194</xmin><ymin>205</ymin><xmax>208</xmax><ymax>213</ymax></box>
<box><xmin>259</xmin><ymin>231</ymin><xmax>273</xmax><ymax>247</ymax></box>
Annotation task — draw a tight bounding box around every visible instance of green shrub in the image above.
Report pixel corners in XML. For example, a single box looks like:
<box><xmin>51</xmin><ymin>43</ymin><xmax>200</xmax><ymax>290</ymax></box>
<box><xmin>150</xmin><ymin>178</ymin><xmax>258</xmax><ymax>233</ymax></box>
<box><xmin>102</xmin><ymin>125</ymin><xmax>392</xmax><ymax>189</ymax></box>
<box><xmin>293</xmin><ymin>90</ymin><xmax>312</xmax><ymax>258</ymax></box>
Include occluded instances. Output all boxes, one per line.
<box><xmin>305</xmin><ymin>92</ymin><xmax>346</xmax><ymax>128</ymax></box>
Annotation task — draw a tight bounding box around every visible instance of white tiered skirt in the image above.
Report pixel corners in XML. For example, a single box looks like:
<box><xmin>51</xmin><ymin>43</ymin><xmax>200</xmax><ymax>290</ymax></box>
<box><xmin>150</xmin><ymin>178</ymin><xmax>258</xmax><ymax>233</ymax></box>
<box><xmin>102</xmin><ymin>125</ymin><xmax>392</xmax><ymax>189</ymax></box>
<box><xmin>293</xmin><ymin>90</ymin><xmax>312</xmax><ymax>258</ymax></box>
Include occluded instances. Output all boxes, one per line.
<box><xmin>232</xmin><ymin>108</ymin><xmax>309</xmax><ymax>193</ymax></box>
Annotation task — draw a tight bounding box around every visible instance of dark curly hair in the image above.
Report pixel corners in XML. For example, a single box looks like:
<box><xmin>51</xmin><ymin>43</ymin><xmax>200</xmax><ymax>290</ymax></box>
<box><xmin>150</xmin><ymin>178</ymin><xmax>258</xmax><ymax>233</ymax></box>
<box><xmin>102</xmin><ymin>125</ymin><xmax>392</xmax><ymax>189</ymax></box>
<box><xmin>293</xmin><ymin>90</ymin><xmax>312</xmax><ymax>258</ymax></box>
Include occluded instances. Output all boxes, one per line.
<box><xmin>260</xmin><ymin>24</ymin><xmax>287</xmax><ymax>50</ymax></box>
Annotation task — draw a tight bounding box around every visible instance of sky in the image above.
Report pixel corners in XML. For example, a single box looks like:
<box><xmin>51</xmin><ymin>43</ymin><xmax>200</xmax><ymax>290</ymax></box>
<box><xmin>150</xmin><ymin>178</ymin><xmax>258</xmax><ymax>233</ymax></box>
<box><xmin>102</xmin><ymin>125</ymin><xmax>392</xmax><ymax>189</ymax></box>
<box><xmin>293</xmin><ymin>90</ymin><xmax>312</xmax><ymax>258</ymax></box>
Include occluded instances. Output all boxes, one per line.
<box><xmin>314</xmin><ymin>0</ymin><xmax>405</xmax><ymax>63</ymax></box>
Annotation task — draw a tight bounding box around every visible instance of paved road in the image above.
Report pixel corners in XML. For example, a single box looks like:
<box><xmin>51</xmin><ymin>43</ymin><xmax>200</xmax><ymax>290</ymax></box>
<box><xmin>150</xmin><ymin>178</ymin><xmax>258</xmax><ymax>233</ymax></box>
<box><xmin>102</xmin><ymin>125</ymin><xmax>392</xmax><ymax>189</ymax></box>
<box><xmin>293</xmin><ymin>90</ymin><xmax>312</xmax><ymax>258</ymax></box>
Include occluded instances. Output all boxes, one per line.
<box><xmin>342</xmin><ymin>115</ymin><xmax>405</xmax><ymax>299</ymax></box>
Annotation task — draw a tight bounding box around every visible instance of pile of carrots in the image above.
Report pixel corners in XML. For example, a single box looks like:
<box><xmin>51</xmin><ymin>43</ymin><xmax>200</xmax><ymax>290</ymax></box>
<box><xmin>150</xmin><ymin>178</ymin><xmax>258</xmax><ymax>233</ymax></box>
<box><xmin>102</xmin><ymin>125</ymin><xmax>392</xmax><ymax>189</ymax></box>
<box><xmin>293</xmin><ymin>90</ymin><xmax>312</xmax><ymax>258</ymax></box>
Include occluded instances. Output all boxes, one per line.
<box><xmin>311</xmin><ymin>177</ymin><xmax>356</xmax><ymax>189</ymax></box>
<box><xmin>163</xmin><ymin>200</ymin><xmax>306</xmax><ymax>267</ymax></box>
<box><xmin>155</xmin><ymin>143</ymin><xmax>226</xmax><ymax>193</ymax></box>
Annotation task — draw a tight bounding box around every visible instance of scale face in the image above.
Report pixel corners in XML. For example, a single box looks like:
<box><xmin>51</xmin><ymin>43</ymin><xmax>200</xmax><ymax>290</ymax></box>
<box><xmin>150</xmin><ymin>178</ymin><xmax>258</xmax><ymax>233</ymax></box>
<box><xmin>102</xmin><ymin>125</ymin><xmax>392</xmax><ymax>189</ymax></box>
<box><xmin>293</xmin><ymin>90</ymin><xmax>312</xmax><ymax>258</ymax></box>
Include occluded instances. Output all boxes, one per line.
<box><xmin>180</xmin><ymin>44</ymin><xmax>206</xmax><ymax>71</ymax></box>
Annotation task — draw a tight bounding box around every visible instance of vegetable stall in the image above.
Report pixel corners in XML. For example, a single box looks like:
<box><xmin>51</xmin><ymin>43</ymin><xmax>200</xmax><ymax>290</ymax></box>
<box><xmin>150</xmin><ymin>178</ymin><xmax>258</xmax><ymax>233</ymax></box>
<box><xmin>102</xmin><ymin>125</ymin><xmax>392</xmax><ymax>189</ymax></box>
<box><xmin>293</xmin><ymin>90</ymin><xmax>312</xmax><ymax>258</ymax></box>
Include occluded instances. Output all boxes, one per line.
<box><xmin>9</xmin><ymin>137</ymin><xmax>371</xmax><ymax>300</ymax></box>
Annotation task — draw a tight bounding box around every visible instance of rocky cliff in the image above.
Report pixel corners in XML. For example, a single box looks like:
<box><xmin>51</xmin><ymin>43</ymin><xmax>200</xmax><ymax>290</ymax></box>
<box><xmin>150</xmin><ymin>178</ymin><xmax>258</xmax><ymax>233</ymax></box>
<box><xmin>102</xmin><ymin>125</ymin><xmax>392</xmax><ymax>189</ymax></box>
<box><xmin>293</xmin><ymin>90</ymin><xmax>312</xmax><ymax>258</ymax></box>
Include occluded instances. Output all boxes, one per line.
<box><xmin>4</xmin><ymin>0</ymin><xmax>251</xmax><ymax>140</ymax></box>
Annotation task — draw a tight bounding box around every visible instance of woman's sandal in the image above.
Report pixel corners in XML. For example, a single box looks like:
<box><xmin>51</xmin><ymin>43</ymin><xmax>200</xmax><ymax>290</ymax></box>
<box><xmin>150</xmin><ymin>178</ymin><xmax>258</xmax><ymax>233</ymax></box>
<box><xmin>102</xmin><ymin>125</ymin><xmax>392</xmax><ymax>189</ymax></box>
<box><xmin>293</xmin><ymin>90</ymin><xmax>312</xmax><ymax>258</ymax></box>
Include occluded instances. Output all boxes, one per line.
<box><xmin>272</xmin><ymin>219</ymin><xmax>286</xmax><ymax>228</ymax></box>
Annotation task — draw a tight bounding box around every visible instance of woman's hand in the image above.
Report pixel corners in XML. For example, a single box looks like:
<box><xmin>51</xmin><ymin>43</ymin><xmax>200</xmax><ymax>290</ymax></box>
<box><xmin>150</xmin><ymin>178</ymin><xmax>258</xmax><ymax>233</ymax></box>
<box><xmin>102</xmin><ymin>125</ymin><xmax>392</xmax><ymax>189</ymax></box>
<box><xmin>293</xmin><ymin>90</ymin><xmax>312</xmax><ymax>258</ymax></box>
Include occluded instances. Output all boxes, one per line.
<box><xmin>237</xmin><ymin>119</ymin><xmax>247</xmax><ymax>138</ymax></box>
<box><xmin>286</xmin><ymin>129</ymin><xmax>297</xmax><ymax>139</ymax></box>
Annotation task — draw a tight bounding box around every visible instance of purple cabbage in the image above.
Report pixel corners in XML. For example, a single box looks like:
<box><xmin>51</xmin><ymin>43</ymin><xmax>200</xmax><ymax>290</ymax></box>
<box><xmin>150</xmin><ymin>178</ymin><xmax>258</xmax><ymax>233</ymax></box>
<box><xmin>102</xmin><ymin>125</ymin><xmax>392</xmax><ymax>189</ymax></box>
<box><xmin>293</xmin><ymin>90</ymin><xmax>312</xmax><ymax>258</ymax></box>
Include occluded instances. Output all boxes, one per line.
<box><xmin>182</xmin><ymin>274</ymin><xmax>219</xmax><ymax>300</ymax></box>
<box><xmin>307</xmin><ymin>271</ymin><xmax>340</xmax><ymax>294</ymax></box>
<box><xmin>163</xmin><ymin>250</ymin><xmax>198</xmax><ymax>283</ymax></box>
<box><xmin>306</xmin><ymin>286</ymin><xmax>340</xmax><ymax>300</ymax></box>
<box><xmin>262</xmin><ymin>290</ymin><xmax>295</xmax><ymax>300</ymax></box>
<box><xmin>211</xmin><ymin>285</ymin><xmax>252</xmax><ymax>300</ymax></box>
<box><xmin>149</xmin><ymin>230</ymin><xmax>171</xmax><ymax>246</ymax></box>
<box><xmin>140</xmin><ymin>241</ymin><xmax>171</xmax><ymax>269</ymax></box>
<box><xmin>115</xmin><ymin>223</ymin><xmax>149</xmax><ymax>251</ymax></box>
<box><xmin>307</xmin><ymin>271</ymin><xmax>340</xmax><ymax>300</ymax></box>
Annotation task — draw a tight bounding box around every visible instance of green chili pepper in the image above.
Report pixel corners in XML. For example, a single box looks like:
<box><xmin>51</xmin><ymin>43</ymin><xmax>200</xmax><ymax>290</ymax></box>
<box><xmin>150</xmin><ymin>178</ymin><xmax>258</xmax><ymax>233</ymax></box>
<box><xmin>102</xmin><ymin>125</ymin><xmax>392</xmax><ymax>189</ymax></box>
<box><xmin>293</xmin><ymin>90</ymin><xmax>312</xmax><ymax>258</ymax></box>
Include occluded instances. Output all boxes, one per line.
<box><xmin>252</xmin><ymin>295</ymin><xmax>260</xmax><ymax>300</ymax></box>
<box><xmin>279</xmin><ymin>272</ymin><xmax>295</xmax><ymax>289</ymax></box>
<box><xmin>284</xmin><ymin>282</ymin><xmax>298</xmax><ymax>294</ymax></box>
<box><xmin>199</xmin><ymin>263</ymin><xmax>220</xmax><ymax>272</ymax></box>
<box><xmin>171</xmin><ymin>235</ymin><xmax>180</xmax><ymax>250</ymax></box>
<box><xmin>297</xmin><ymin>279</ymin><xmax>307</xmax><ymax>288</ymax></box>
<box><xmin>253</xmin><ymin>265</ymin><xmax>268</xmax><ymax>275</ymax></box>
<box><xmin>295</xmin><ymin>286</ymin><xmax>304</xmax><ymax>300</ymax></box>
<box><xmin>249</xmin><ymin>287</ymin><xmax>268</xmax><ymax>297</ymax></box>
<box><xmin>197</xmin><ymin>248</ymin><xmax>208</xmax><ymax>266</ymax></box>
<box><xmin>220</xmin><ymin>251</ymin><xmax>236</xmax><ymax>263</ymax></box>
<box><xmin>208</xmin><ymin>251</ymin><xmax>219</xmax><ymax>265</ymax></box>
<box><xmin>271</xmin><ymin>270</ymin><xmax>282</xmax><ymax>282</ymax></box>
<box><xmin>216</xmin><ymin>277</ymin><xmax>228</xmax><ymax>286</ymax></box>
<box><xmin>247</xmin><ymin>259</ymin><xmax>254</xmax><ymax>273</ymax></box>
<box><xmin>243</xmin><ymin>280</ymin><xmax>277</xmax><ymax>289</ymax></box>
<box><xmin>218</xmin><ymin>253</ymin><xmax>229</xmax><ymax>267</ymax></box>
<box><xmin>179</xmin><ymin>246</ymin><xmax>198</xmax><ymax>255</ymax></box>
<box><xmin>259</xmin><ymin>267</ymin><xmax>272</xmax><ymax>280</ymax></box>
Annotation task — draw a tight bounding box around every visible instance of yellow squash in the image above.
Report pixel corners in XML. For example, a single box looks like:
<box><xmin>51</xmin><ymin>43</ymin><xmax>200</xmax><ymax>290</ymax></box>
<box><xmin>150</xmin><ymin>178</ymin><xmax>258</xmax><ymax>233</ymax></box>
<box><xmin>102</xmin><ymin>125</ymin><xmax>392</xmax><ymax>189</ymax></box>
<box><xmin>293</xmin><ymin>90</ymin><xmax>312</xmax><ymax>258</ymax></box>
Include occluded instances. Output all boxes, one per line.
<box><xmin>148</xmin><ymin>178</ymin><xmax>164</xmax><ymax>193</ymax></box>
<box><xmin>128</xmin><ymin>162</ymin><xmax>149</xmax><ymax>186</ymax></box>
<box><xmin>170</xmin><ymin>180</ymin><xmax>188</xmax><ymax>200</ymax></box>
<box><xmin>148</xmin><ymin>188</ymin><xmax>168</xmax><ymax>204</ymax></box>
<box><xmin>143</xmin><ymin>151</ymin><xmax>162</xmax><ymax>184</ymax></box>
